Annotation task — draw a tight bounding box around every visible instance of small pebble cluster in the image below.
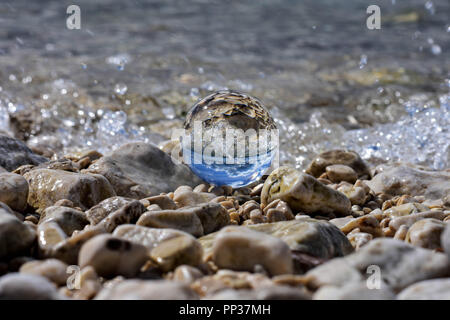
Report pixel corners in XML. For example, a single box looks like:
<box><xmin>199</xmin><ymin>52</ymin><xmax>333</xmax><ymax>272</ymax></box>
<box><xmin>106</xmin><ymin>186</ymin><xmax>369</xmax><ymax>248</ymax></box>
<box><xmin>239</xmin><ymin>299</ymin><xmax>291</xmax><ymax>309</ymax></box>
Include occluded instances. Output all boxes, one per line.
<box><xmin>0</xmin><ymin>134</ymin><xmax>449</xmax><ymax>300</ymax></box>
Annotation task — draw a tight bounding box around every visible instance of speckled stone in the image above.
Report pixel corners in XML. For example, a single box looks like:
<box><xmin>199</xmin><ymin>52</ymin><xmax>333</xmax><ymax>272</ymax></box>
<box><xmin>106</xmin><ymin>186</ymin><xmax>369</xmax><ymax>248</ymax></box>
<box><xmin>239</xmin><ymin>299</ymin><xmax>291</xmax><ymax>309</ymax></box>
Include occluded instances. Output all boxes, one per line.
<box><xmin>261</xmin><ymin>166</ymin><xmax>351</xmax><ymax>216</ymax></box>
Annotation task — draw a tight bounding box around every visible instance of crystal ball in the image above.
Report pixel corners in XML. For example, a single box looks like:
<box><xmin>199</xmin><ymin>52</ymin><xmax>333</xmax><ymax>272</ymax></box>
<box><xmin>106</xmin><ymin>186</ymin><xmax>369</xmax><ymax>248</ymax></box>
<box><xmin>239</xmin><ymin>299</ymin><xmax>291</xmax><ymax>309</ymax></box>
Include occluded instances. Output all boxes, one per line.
<box><xmin>182</xmin><ymin>90</ymin><xmax>278</xmax><ymax>188</ymax></box>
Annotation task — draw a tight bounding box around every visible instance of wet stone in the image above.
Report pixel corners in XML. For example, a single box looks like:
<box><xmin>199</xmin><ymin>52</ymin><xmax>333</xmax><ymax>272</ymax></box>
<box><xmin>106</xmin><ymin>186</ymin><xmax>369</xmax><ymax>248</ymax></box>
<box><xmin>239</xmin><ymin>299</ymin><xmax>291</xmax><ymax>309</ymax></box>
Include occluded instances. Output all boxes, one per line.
<box><xmin>201</xmin><ymin>218</ymin><xmax>353</xmax><ymax>261</ymax></box>
<box><xmin>405</xmin><ymin>218</ymin><xmax>447</xmax><ymax>250</ymax></box>
<box><xmin>85</xmin><ymin>196</ymin><xmax>135</xmax><ymax>225</ymax></box>
<box><xmin>367</xmin><ymin>165</ymin><xmax>450</xmax><ymax>200</ymax></box>
<box><xmin>79</xmin><ymin>234</ymin><xmax>149</xmax><ymax>278</ymax></box>
<box><xmin>114</xmin><ymin>224</ymin><xmax>203</xmax><ymax>272</ymax></box>
<box><xmin>0</xmin><ymin>173</ymin><xmax>29</xmax><ymax>212</ymax></box>
<box><xmin>325</xmin><ymin>164</ymin><xmax>358</xmax><ymax>183</ymax></box>
<box><xmin>39</xmin><ymin>206</ymin><xmax>89</xmax><ymax>236</ymax></box>
<box><xmin>398</xmin><ymin>278</ymin><xmax>450</xmax><ymax>300</ymax></box>
<box><xmin>24</xmin><ymin>169</ymin><xmax>116</xmax><ymax>212</ymax></box>
<box><xmin>95</xmin><ymin>279</ymin><xmax>198</xmax><ymax>300</ymax></box>
<box><xmin>306</xmin><ymin>150</ymin><xmax>371</xmax><ymax>179</ymax></box>
<box><xmin>19</xmin><ymin>258</ymin><xmax>69</xmax><ymax>286</ymax></box>
<box><xmin>0</xmin><ymin>273</ymin><xmax>64</xmax><ymax>300</ymax></box>
<box><xmin>261</xmin><ymin>166</ymin><xmax>351</xmax><ymax>216</ymax></box>
<box><xmin>304</xmin><ymin>238</ymin><xmax>450</xmax><ymax>292</ymax></box>
<box><xmin>0</xmin><ymin>210</ymin><xmax>36</xmax><ymax>259</ymax></box>
<box><xmin>0</xmin><ymin>134</ymin><xmax>48</xmax><ymax>171</ymax></box>
<box><xmin>84</xmin><ymin>142</ymin><xmax>203</xmax><ymax>199</ymax></box>
<box><xmin>211</xmin><ymin>226</ymin><xmax>293</xmax><ymax>276</ymax></box>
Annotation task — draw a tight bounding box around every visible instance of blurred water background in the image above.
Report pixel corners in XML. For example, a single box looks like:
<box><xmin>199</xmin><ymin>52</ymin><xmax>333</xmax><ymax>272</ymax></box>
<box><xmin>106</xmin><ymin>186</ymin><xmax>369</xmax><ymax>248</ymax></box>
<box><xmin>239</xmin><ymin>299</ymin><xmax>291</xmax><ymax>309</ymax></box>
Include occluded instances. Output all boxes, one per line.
<box><xmin>0</xmin><ymin>0</ymin><xmax>448</xmax><ymax>169</ymax></box>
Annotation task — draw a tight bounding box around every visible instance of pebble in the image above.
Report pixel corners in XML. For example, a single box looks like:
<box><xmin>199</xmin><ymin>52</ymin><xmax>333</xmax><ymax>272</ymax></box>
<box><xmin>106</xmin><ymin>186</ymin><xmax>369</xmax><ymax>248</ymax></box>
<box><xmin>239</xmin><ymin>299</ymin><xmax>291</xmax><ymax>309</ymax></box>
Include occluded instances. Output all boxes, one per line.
<box><xmin>24</xmin><ymin>169</ymin><xmax>116</xmax><ymax>212</ymax></box>
<box><xmin>305</xmin><ymin>149</ymin><xmax>371</xmax><ymax>179</ymax></box>
<box><xmin>79</xmin><ymin>234</ymin><xmax>149</xmax><ymax>278</ymax></box>
<box><xmin>114</xmin><ymin>224</ymin><xmax>203</xmax><ymax>272</ymax></box>
<box><xmin>43</xmin><ymin>226</ymin><xmax>105</xmax><ymax>265</ymax></box>
<box><xmin>304</xmin><ymin>238</ymin><xmax>449</xmax><ymax>292</ymax></box>
<box><xmin>173</xmin><ymin>187</ymin><xmax>216</xmax><ymax>207</ymax></box>
<box><xmin>388</xmin><ymin>210</ymin><xmax>444</xmax><ymax>232</ymax></box>
<box><xmin>39</xmin><ymin>206</ymin><xmax>89</xmax><ymax>236</ymax></box>
<box><xmin>0</xmin><ymin>134</ymin><xmax>48</xmax><ymax>171</ymax></box>
<box><xmin>137</xmin><ymin>202</ymin><xmax>229</xmax><ymax>236</ymax></box>
<box><xmin>338</xmin><ymin>184</ymin><xmax>367</xmax><ymax>206</ymax></box>
<box><xmin>96</xmin><ymin>200</ymin><xmax>146</xmax><ymax>233</ymax></box>
<box><xmin>0</xmin><ymin>173</ymin><xmax>29</xmax><ymax>212</ymax></box>
<box><xmin>202</xmin><ymin>218</ymin><xmax>353</xmax><ymax>261</ymax></box>
<box><xmin>19</xmin><ymin>259</ymin><xmax>69</xmax><ymax>286</ymax></box>
<box><xmin>397</xmin><ymin>278</ymin><xmax>450</xmax><ymax>300</ymax></box>
<box><xmin>85</xmin><ymin>196</ymin><xmax>135</xmax><ymax>225</ymax></box>
<box><xmin>0</xmin><ymin>210</ymin><xmax>36</xmax><ymax>259</ymax></box>
<box><xmin>261</xmin><ymin>166</ymin><xmax>351</xmax><ymax>216</ymax></box>
<box><xmin>383</xmin><ymin>202</ymin><xmax>430</xmax><ymax>218</ymax></box>
<box><xmin>211</xmin><ymin>226</ymin><xmax>293</xmax><ymax>276</ymax></box>
<box><xmin>325</xmin><ymin>164</ymin><xmax>358</xmax><ymax>183</ymax></box>
<box><xmin>367</xmin><ymin>165</ymin><xmax>450</xmax><ymax>200</ymax></box>
<box><xmin>95</xmin><ymin>279</ymin><xmax>198</xmax><ymax>300</ymax></box>
<box><xmin>405</xmin><ymin>218</ymin><xmax>447</xmax><ymax>250</ymax></box>
<box><xmin>141</xmin><ymin>195</ymin><xmax>177</xmax><ymax>210</ymax></box>
<box><xmin>0</xmin><ymin>273</ymin><xmax>64</xmax><ymax>299</ymax></box>
<box><xmin>84</xmin><ymin>142</ymin><xmax>203</xmax><ymax>198</ymax></box>
<box><xmin>332</xmin><ymin>215</ymin><xmax>382</xmax><ymax>237</ymax></box>
<box><xmin>263</xmin><ymin>199</ymin><xmax>294</xmax><ymax>222</ymax></box>
<box><xmin>137</xmin><ymin>207</ymin><xmax>204</xmax><ymax>237</ymax></box>
<box><xmin>172</xmin><ymin>265</ymin><xmax>204</xmax><ymax>283</ymax></box>
<box><xmin>347</xmin><ymin>231</ymin><xmax>372</xmax><ymax>250</ymax></box>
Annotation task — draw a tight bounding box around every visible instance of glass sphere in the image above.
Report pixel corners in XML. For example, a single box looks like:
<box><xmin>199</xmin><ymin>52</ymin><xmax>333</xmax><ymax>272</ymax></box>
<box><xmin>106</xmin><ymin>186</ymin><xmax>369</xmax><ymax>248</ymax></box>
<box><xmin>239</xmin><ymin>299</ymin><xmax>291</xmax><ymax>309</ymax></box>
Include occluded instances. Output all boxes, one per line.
<box><xmin>182</xmin><ymin>90</ymin><xmax>278</xmax><ymax>187</ymax></box>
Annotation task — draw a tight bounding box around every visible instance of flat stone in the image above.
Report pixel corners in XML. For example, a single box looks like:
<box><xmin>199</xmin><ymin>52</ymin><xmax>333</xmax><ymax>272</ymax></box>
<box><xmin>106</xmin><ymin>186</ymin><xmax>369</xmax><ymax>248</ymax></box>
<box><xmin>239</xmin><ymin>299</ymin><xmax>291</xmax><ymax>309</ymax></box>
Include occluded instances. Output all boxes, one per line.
<box><xmin>0</xmin><ymin>134</ymin><xmax>48</xmax><ymax>171</ymax></box>
<box><xmin>0</xmin><ymin>173</ymin><xmax>29</xmax><ymax>212</ymax></box>
<box><xmin>211</xmin><ymin>226</ymin><xmax>293</xmax><ymax>276</ymax></box>
<box><xmin>405</xmin><ymin>218</ymin><xmax>447</xmax><ymax>250</ymax></box>
<box><xmin>261</xmin><ymin>166</ymin><xmax>351</xmax><ymax>216</ymax></box>
<box><xmin>79</xmin><ymin>234</ymin><xmax>149</xmax><ymax>278</ymax></box>
<box><xmin>19</xmin><ymin>259</ymin><xmax>69</xmax><ymax>286</ymax></box>
<box><xmin>397</xmin><ymin>278</ymin><xmax>450</xmax><ymax>300</ymax></box>
<box><xmin>114</xmin><ymin>224</ymin><xmax>203</xmax><ymax>272</ymax></box>
<box><xmin>84</xmin><ymin>142</ymin><xmax>203</xmax><ymax>199</ymax></box>
<box><xmin>325</xmin><ymin>164</ymin><xmax>358</xmax><ymax>183</ymax></box>
<box><xmin>85</xmin><ymin>196</ymin><xmax>134</xmax><ymax>225</ymax></box>
<box><xmin>0</xmin><ymin>273</ymin><xmax>64</xmax><ymax>299</ymax></box>
<box><xmin>388</xmin><ymin>210</ymin><xmax>444</xmax><ymax>232</ymax></box>
<box><xmin>137</xmin><ymin>202</ymin><xmax>229</xmax><ymax>237</ymax></box>
<box><xmin>200</xmin><ymin>218</ymin><xmax>353</xmax><ymax>260</ymax></box>
<box><xmin>40</xmin><ymin>206</ymin><xmax>89</xmax><ymax>236</ymax></box>
<box><xmin>306</xmin><ymin>150</ymin><xmax>371</xmax><ymax>179</ymax></box>
<box><xmin>304</xmin><ymin>238</ymin><xmax>450</xmax><ymax>292</ymax></box>
<box><xmin>24</xmin><ymin>169</ymin><xmax>116</xmax><ymax>212</ymax></box>
<box><xmin>0</xmin><ymin>210</ymin><xmax>36</xmax><ymax>259</ymax></box>
<box><xmin>367</xmin><ymin>165</ymin><xmax>450</xmax><ymax>200</ymax></box>
<box><xmin>95</xmin><ymin>279</ymin><xmax>198</xmax><ymax>300</ymax></box>
<box><xmin>137</xmin><ymin>208</ymin><xmax>204</xmax><ymax>237</ymax></box>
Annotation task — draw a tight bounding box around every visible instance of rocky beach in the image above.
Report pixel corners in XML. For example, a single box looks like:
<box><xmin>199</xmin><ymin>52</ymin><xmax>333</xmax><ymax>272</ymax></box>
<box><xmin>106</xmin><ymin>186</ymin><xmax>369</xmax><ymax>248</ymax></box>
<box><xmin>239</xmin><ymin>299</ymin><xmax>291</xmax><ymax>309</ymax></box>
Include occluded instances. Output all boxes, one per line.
<box><xmin>0</xmin><ymin>0</ymin><xmax>449</xmax><ymax>300</ymax></box>
<box><xmin>0</xmin><ymin>134</ymin><xmax>449</xmax><ymax>300</ymax></box>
